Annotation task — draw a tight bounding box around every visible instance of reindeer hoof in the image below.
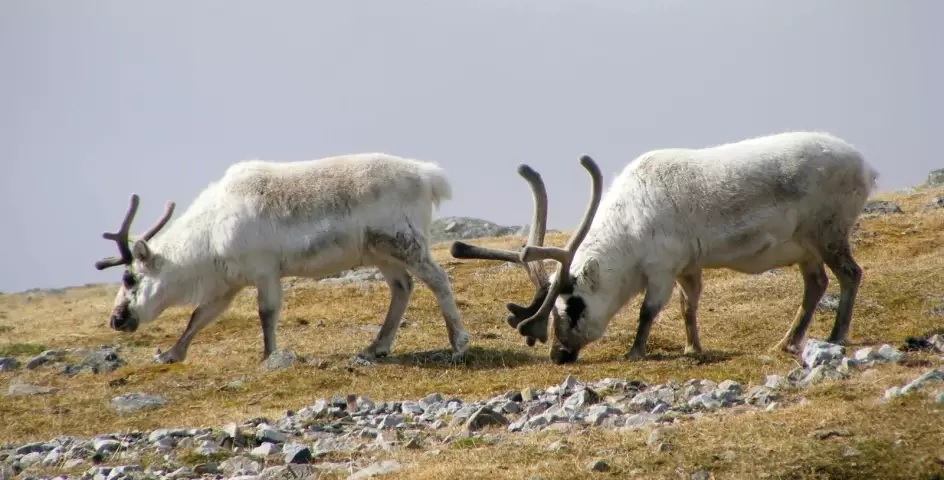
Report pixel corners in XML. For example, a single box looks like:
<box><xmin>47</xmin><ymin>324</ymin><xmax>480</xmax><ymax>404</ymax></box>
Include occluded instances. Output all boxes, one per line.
<box><xmin>772</xmin><ymin>341</ymin><xmax>801</xmax><ymax>356</ymax></box>
<box><xmin>154</xmin><ymin>349</ymin><xmax>182</xmax><ymax>364</ymax></box>
<box><xmin>826</xmin><ymin>336</ymin><xmax>849</xmax><ymax>346</ymax></box>
<box><xmin>356</xmin><ymin>348</ymin><xmax>388</xmax><ymax>362</ymax></box>
<box><xmin>450</xmin><ymin>351</ymin><xmax>469</xmax><ymax>364</ymax></box>
<box><xmin>623</xmin><ymin>350</ymin><xmax>645</xmax><ymax>361</ymax></box>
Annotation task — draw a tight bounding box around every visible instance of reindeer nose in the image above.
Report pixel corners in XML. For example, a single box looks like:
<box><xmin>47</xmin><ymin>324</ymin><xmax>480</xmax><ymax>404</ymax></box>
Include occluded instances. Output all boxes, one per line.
<box><xmin>550</xmin><ymin>344</ymin><xmax>580</xmax><ymax>364</ymax></box>
<box><xmin>110</xmin><ymin>312</ymin><xmax>137</xmax><ymax>332</ymax></box>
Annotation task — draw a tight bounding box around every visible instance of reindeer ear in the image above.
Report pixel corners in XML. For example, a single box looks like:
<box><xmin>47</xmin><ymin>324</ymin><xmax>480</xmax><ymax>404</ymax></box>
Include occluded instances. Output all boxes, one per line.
<box><xmin>581</xmin><ymin>258</ymin><xmax>601</xmax><ymax>292</ymax></box>
<box><xmin>131</xmin><ymin>240</ymin><xmax>153</xmax><ymax>265</ymax></box>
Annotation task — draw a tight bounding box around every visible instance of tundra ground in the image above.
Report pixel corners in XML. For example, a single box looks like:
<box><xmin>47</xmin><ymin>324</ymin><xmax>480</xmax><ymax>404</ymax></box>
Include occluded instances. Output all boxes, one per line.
<box><xmin>2</xmin><ymin>185</ymin><xmax>944</xmax><ymax>479</ymax></box>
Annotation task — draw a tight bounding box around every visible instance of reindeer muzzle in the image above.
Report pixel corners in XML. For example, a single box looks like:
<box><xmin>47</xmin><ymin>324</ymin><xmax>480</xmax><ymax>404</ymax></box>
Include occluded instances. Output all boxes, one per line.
<box><xmin>110</xmin><ymin>312</ymin><xmax>139</xmax><ymax>332</ymax></box>
<box><xmin>550</xmin><ymin>343</ymin><xmax>580</xmax><ymax>364</ymax></box>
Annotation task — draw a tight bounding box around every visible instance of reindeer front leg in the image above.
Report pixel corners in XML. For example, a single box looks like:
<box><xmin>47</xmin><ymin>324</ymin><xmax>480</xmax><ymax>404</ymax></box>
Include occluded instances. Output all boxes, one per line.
<box><xmin>625</xmin><ymin>275</ymin><xmax>674</xmax><ymax>361</ymax></box>
<box><xmin>255</xmin><ymin>277</ymin><xmax>283</xmax><ymax>361</ymax></box>
<box><xmin>156</xmin><ymin>291</ymin><xmax>238</xmax><ymax>363</ymax></box>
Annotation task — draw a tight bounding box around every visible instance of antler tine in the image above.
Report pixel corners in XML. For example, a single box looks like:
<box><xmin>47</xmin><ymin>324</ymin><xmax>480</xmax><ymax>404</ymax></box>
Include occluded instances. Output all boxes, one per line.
<box><xmin>516</xmin><ymin>155</ymin><xmax>605</xmax><ymax>342</ymax></box>
<box><xmin>94</xmin><ymin>194</ymin><xmax>141</xmax><ymax>271</ymax></box>
<box><xmin>141</xmin><ymin>201</ymin><xmax>176</xmax><ymax>241</ymax></box>
<box><xmin>449</xmin><ymin>242</ymin><xmax>520</xmax><ymax>262</ymax></box>
<box><xmin>519</xmin><ymin>155</ymin><xmax>603</xmax><ymax>289</ymax></box>
<box><xmin>516</xmin><ymin>163</ymin><xmax>551</xmax><ymax>289</ymax></box>
<box><xmin>448</xmin><ymin>162</ymin><xmax>550</xmax><ymax>265</ymax></box>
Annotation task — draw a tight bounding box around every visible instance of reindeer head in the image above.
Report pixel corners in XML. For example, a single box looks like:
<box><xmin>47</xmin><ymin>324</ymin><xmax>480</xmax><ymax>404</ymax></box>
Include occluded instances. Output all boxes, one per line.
<box><xmin>94</xmin><ymin>194</ymin><xmax>176</xmax><ymax>333</ymax></box>
<box><xmin>450</xmin><ymin>156</ymin><xmax>604</xmax><ymax>364</ymax></box>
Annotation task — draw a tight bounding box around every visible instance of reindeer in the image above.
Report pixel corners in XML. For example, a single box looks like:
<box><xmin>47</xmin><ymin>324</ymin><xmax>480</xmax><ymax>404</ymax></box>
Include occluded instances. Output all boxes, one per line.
<box><xmin>451</xmin><ymin>131</ymin><xmax>878</xmax><ymax>364</ymax></box>
<box><xmin>94</xmin><ymin>153</ymin><xmax>470</xmax><ymax>364</ymax></box>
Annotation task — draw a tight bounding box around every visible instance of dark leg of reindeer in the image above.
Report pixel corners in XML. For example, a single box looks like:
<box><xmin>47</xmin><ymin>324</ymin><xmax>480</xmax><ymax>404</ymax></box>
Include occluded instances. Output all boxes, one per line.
<box><xmin>255</xmin><ymin>277</ymin><xmax>283</xmax><ymax>361</ymax></box>
<box><xmin>625</xmin><ymin>275</ymin><xmax>675</xmax><ymax>361</ymax></box>
<box><xmin>823</xmin><ymin>241</ymin><xmax>862</xmax><ymax>345</ymax></box>
<box><xmin>773</xmin><ymin>260</ymin><xmax>828</xmax><ymax>354</ymax></box>
<box><xmin>156</xmin><ymin>290</ymin><xmax>239</xmax><ymax>364</ymax></box>
<box><xmin>360</xmin><ymin>262</ymin><xmax>414</xmax><ymax>359</ymax></box>
<box><xmin>676</xmin><ymin>271</ymin><xmax>704</xmax><ymax>355</ymax></box>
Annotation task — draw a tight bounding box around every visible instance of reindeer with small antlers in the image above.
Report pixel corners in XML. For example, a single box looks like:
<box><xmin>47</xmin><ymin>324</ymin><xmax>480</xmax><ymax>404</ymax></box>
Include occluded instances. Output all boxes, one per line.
<box><xmin>452</xmin><ymin>131</ymin><xmax>878</xmax><ymax>364</ymax></box>
<box><xmin>94</xmin><ymin>153</ymin><xmax>470</xmax><ymax>364</ymax></box>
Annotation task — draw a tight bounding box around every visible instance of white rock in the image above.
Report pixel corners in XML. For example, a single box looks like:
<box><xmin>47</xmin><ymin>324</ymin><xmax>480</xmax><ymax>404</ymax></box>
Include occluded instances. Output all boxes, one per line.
<box><xmin>876</xmin><ymin>344</ymin><xmax>904</xmax><ymax>363</ymax></box>
<box><xmin>250</xmin><ymin>442</ymin><xmax>281</xmax><ymax>457</ymax></box>
<box><xmin>255</xmin><ymin>424</ymin><xmax>287</xmax><ymax>443</ymax></box>
<box><xmin>802</xmin><ymin>339</ymin><xmax>845</xmax><ymax>368</ymax></box>
<box><xmin>347</xmin><ymin>460</ymin><xmax>403</xmax><ymax>479</ymax></box>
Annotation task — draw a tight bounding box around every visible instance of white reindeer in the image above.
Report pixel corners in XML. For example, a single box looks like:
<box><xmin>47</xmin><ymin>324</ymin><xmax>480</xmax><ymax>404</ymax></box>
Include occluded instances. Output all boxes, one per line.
<box><xmin>451</xmin><ymin>131</ymin><xmax>878</xmax><ymax>364</ymax></box>
<box><xmin>94</xmin><ymin>153</ymin><xmax>470</xmax><ymax>364</ymax></box>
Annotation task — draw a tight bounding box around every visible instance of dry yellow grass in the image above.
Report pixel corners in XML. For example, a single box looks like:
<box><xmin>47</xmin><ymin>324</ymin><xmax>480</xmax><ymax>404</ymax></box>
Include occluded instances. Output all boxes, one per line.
<box><xmin>2</xmin><ymin>185</ymin><xmax>944</xmax><ymax>479</ymax></box>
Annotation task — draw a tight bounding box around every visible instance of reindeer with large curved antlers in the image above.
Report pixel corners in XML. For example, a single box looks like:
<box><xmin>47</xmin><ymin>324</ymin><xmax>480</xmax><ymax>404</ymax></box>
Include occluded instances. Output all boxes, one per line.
<box><xmin>452</xmin><ymin>131</ymin><xmax>878</xmax><ymax>364</ymax></box>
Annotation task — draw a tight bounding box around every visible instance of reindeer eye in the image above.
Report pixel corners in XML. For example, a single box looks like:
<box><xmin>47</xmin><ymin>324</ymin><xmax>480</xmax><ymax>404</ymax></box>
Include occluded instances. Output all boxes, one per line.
<box><xmin>122</xmin><ymin>271</ymin><xmax>137</xmax><ymax>288</ymax></box>
<box><xmin>564</xmin><ymin>296</ymin><xmax>586</xmax><ymax>329</ymax></box>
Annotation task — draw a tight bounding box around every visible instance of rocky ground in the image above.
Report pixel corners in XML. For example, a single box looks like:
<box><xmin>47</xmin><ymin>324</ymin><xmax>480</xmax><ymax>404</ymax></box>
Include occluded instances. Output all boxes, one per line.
<box><xmin>3</xmin><ymin>334</ymin><xmax>943</xmax><ymax>480</ymax></box>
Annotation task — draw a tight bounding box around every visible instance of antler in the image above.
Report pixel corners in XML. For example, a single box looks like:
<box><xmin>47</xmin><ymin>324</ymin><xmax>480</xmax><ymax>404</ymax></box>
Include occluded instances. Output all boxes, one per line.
<box><xmin>94</xmin><ymin>194</ymin><xmax>176</xmax><ymax>271</ymax></box>
<box><xmin>513</xmin><ymin>155</ymin><xmax>604</xmax><ymax>342</ymax></box>
<box><xmin>449</xmin><ymin>164</ymin><xmax>551</xmax><ymax>345</ymax></box>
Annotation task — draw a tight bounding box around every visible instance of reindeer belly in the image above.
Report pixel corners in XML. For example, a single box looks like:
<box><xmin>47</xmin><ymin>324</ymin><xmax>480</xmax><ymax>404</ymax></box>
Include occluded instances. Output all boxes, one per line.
<box><xmin>703</xmin><ymin>237</ymin><xmax>809</xmax><ymax>274</ymax></box>
<box><xmin>281</xmin><ymin>231</ymin><xmax>363</xmax><ymax>278</ymax></box>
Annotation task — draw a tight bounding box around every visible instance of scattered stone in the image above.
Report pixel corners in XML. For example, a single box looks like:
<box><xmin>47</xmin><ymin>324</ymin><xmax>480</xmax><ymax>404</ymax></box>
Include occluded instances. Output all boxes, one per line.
<box><xmin>5</xmin><ymin>383</ymin><xmax>58</xmax><ymax>397</ymax></box>
<box><xmin>107</xmin><ymin>392</ymin><xmax>166</xmax><ymax>414</ymax></box>
<box><xmin>220</xmin><ymin>456</ymin><xmax>261</xmax><ymax>476</ymax></box>
<box><xmin>0</xmin><ymin>357</ymin><xmax>19</xmax><ymax>372</ymax></box>
<box><xmin>25</xmin><ymin>349</ymin><xmax>66</xmax><ymax>369</ymax></box>
<box><xmin>745</xmin><ymin>386</ymin><xmax>778</xmax><ymax>406</ymax></box>
<box><xmin>419</xmin><ymin>393</ymin><xmax>444</xmax><ymax>411</ymax></box>
<box><xmin>885</xmin><ymin>369</ymin><xmax>944</xmax><ymax>399</ymax></box>
<box><xmin>251</xmin><ymin>442</ymin><xmax>281</xmax><ymax>458</ymax></box>
<box><xmin>0</xmin><ymin>367</ymin><xmax>921</xmax><ymax>479</ymax></box>
<box><xmin>764</xmin><ymin>375</ymin><xmax>788</xmax><ymax>390</ymax></box>
<box><xmin>862</xmin><ymin>200</ymin><xmax>903</xmax><ymax>215</ymax></box>
<box><xmin>193</xmin><ymin>440</ymin><xmax>220</xmax><ymax>456</ymax></box>
<box><xmin>218</xmin><ymin>422</ymin><xmax>246</xmax><ymax>447</ymax></box>
<box><xmin>348</xmin><ymin>460</ymin><xmax>403</xmax><ymax>479</ymax></box>
<box><xmin>546</xmin><ymin>439</ymin><xmax>569</xmax><ymax>452</ymax></box>
<box><xmin>691</xmin><ymin>469</ymin><xmax>712</xmax><ymax>480</ymax></box>
<box><xmin>877</xmin><ymin>344</ymin><xmax>905</xmax><ymax>363</ymax></box>
<box><xmin>801</xmin><ymin>339</ymin><xmax>845</xmax><ymax>368</ymax></box>
<box><xmin>223</xmin><ymin>380</ymin><xmax>246</xmax><ymax>391</ymax></box>
<box><xmin>811</xmin><ymin>429</ymin><xmax>853</xmax><ymax>440</ymax></box>
<box><xmin>263</xmin><ymin>349</ymin><xmax>297</xmax><ymax>370</ymax></box>
<box><xmin>256</xmin><ymin>424</ymin><xmax>288</xmax><ymax>443</ymax></box>
<box><xmin>799</xmin><ymin>365</ymin><xmax>846</xmax><ymax>388</ymax></box>
<box><xmin>61</xmin><ymin>346</ymin><xmax>124</xmax><ymax>376</ymax></box>
<box><xmin>429</xmin><ymin>216</ymin><xmax>521</xmax><ymax>243</ymax></box>
<box><xmin>926</xmin><ymin>168</ymin><xmax>944</xmax><ymax>187</ymax></box>
<box><xmin>466</xmin><ymin>407</ymin><xmax>509</xmax><ymax>431</ymax></box>
<box><xmin>282</xmin><ymin>443</ymin><xmax>312</xmax><ymax>464</ymax></box>
<box><xmin>927</xmin><ymin>195</ymin><xmax>944</xmax><ymax>209</ymax></box>
<box><xmin>586</xmin><ymin>459</ymin><xmax>610</xmax><ymax>472</ymax></box>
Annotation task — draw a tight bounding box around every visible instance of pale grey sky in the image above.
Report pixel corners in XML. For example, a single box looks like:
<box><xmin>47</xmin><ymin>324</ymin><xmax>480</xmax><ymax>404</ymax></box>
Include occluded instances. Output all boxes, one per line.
<box><xmin>1</xmin><ymin>0</ymin><xmax>941</xmax><ymax>293</ymax></box>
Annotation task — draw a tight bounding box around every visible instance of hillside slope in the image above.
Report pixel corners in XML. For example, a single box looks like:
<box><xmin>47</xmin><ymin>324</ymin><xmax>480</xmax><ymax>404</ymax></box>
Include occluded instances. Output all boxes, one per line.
<box><xmin>1</xmin><ymin>182</ymin><xmax>943</xmax><ymax>479</ymax></box>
